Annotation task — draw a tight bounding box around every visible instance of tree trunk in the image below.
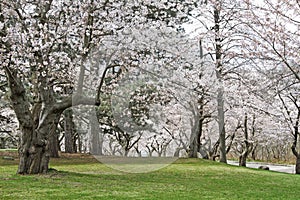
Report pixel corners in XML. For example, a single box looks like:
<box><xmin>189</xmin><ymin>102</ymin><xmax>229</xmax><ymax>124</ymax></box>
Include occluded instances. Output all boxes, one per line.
<box><xmin>89</xmin><ymin>112</ymin><xmax>103</xmax><ymax>155</ymax></box>
<box><xmin>18</xmin><ymin>110</ymin><xmax>63</xmax><ymax>174</ymax></box>
<box><xmin>214</xmin><ymin>1</ymin><xmax>226</xmax><ymax>164</ymax></box>
<box><xmin>296</xmin><ymin>156</ymin><xmax>300</xmax><ymax>174</ymax></box>
<box><xmin>217</xmin><ymin>88</ymin><xmax>226</xmax><ymax>163</ymax></box>
<box><xmin>189</xmin><ymin>38</ymin><xmax>206</xmax><ymax>158</ymax></box>
<box><xmin>64</xmin><ymin>109</ymin><xmax>76</xmax><ymax>153</ymax></box>
<box><xmin>189</xmin><ymin>117</ymin><xmax>199</xmax><ymax>158</ymax></box>
<box><xmin>189</xmin><ymin>119</ymin><xmax>203</xmax><ymax>158</ymax></box>
<box><xmin>209</xmin><ymin>138</ymin><xmax>220</xmax><ymax>160</ymax></box>
<box><xmin>0</xmin><ymin>137</ymin><xmax>5</xmax><ymax>149</ymax></box>
<box><xmin>239</xmin><ymin>142</ymin><xmax>253</xmax><ymax>167</ymax></box>
<box><xmin>17</xmin><ymin>127</ymin><xmax>49</xmax><ymax>174</ymax></box>
<box><xmin>134</xmin><ymin>146</ymin><xmax>142</xmax><ymax>157</ymax></box>
<box><xmin>158</xmin><ymin>151</ymin><xmax>162</xmax><ymax>157</ymax></box>
<box><xmin>49</xmin><ymin>130</ymin><xmax>59</xmax><ymax>158</ymax></box>
<box><xmin>291</xmin><ymin>113</ymin><xmax>300</xmax><ymax>174</ymax></box>
<box><xmin>189</xmin><ymin>95</ymin><xmax>204</xmax><ymax>158</ymax></box>
<box><xmin>48</xmin><ymin>112</ymin><xmax>61</xmax><ymax>158</ymax></box>
<box><xmin>239</xmin><ymin>154</ymin><xmax>247</xmax><ymax>167</ymax></box>
<box><xmin>4</xmin><ymin>66</ymin><xmax>52</xmax><ymax>174</ymax></box>
<box><xmin>124</xmin><ymin>149</ymin><xmax>129</xmax><ymax>157</ymax></box>
<box><xmin>239</xmin><ymin>114</ymin><xmax>253</xmax><ymax>167</ymax></box>
<box><xmin>4</xmin><ymin>56</ymin><xmax>101</xmax><ymax>174</ymax></box>
<box><xmin>77</xmin><ymin>133</ymin><xmax>82</xmax><ymax>153</ymax></box>
<box><xmin>251</xmin><ymin>145</ymin><xmax>257</xmax><ymax>160</ymax></box>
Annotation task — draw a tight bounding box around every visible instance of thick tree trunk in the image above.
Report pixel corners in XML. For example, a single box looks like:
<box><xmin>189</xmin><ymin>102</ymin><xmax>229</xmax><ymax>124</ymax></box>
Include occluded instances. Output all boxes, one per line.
<box><xmin>18</xmin><ymin>111</ymin><xmax>62</xmax><ymax>174</ymax></box>
<box><xmin>48</xmin><ymin>112</ymin><xmax>61</xmax><ymax>158</ymax></box>
<box><xmin>4</xmin><ymin>66</ymin><xmax>50</xmax><ymax>174</ymax></box>
<box><xmin>5</xmin><ymin>61</ymin><xmax>101</xmax><ymax>174</ymax></box>
<box><xmin>49</xmin><ymin>131</ymin><xmax>60</xmax><ymax>158</ymax></box>
<box><xmin>64</xmin><ymin>109</ymin><xmax>76</xmax><ymax>153</ymax></box>
<box><xmin>296</xmin><ymin>156</ymin><xmax>300</xmax><ymax>174</ymax></box>
<box><xmin>189</xmin><ymin>119</ymin><xmax>203</xmax><ymax>158</ymax></box>
<box><xmin>18</xmin><ymin>127</ymin><xmax>49</xmax><ymax>174</ymax></box>
<box><xmin>189</xmin><ymin>141</ymin><xmax>197</xmax><ymax>158</ymax></box>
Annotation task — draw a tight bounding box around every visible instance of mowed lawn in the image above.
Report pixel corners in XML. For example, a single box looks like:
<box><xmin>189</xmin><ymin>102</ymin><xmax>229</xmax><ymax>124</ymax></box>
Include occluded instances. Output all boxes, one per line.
<box><xmin>0</xmin><ymin>155</ymin><xmax>300</xmax><ymax>200</ymax></box>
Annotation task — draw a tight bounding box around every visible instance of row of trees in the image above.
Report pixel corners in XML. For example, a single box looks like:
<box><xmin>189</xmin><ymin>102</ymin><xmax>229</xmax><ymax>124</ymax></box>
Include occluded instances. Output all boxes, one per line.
<box><xmin>0</xmin><ymin>0</ymin><xmax>299</xmax><ymax>174</ymax></box>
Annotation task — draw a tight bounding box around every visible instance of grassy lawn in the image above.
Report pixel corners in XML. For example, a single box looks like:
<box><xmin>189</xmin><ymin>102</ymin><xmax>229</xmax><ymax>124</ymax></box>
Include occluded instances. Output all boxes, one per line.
<box><xmin>0</xmin><ymin>155</ymin><xmax>299</xmax><ymax>200</ymax></box>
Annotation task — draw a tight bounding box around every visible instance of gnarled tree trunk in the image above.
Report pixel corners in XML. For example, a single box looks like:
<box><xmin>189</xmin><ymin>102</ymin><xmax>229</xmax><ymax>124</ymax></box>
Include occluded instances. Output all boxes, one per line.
<box><xmin>239</xmin><ymin>114</ymin><xmax>253</xmax><ymax>167</ymax></box>
<box><xmin>4</xmin><ymin>66</ymin><xmax>51</xmax><ymax>174</ymax></box>
<box><xmin>4</xmin><ymin>65</ymin><xmax>95</xmax><ymax>174</ymax></box>
<box><xmin>18</xmin><ymin>110</ymin><xmax>61</xmax><ymax>174</ymax></box>
<box><xmin>18</xmin><ymin>127</ymin><xmax>49</xmax><ymax>174</ymax></box>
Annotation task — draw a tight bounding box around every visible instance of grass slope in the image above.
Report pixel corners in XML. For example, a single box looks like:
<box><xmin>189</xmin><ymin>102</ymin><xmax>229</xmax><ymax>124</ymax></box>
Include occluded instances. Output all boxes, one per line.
<box><xmin>0</xmin><ymin>156</ymin><xmax>299</xmax><ymax>200</ymax></box>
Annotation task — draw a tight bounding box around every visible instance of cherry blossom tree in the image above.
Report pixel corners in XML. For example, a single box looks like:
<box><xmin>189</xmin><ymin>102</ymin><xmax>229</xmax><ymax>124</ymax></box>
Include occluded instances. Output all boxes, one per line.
<box><xmin>0</xmin><ymin>0</ymin><xmax>200</xmax><ymax>174</ymax></box>
<box><xmin>242</xmin><ymin>0</ymin><xmax>300</xmax><ymax>173</ymax></box>
<box><xmin>186</xmin><ymin>0</ymin><xmax>255</xmax><ymax>163</ymax></box>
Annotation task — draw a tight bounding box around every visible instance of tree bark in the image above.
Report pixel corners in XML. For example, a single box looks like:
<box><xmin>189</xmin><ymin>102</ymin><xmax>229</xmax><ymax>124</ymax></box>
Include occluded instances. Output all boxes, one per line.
<box><xmin>189</xmin><ymin>99</ymin><xmax>204</xmax><ymax>158</ymax></box>
<box><xmin>217</xmin><ymin>88</ymin><xmax>226</xmax><ymax>163</ymax></box>
<box><xmin>189</xmin><ymin>116</ymin><xmax>200</xmax><ymax>158</ymax></box>
<box><xmin>189</xmin><ymin>119</ymin><xmax>204</xmax><ymax>158</ymax></box>
<box><xmin>17</xmin><ymin>127</ymin><xmax>49</xmax><ymax>174</ymax></box>
<box><xmin>292</xmin><ymin>126</ymin><xmax>300</xmax><ymax>174</ymax></box>
<box><xmin>239</xmin><ymin>114</ymin><xmax>253</xmax><ymax>167</ymax></box>
<box><xmin>64</xmin><ymin>109</ymin><xmax>76</xmax><ymax>153</ymax></box>
<box><xmin>4</xmin><ymin>66</ymin><xmax>49</xmax><ymax>174</ymax></box>
<box><xmin>4</xmin><ymin>65</ymin><xmax>82</xmax><ymax>174</ymax></box>
<box><xmin>209</xmin><ymin>138</ymin><xmax>220</xmax><ymax>160</ymax></box>
<box><xmin>251</xmin><ymin>145</ymin><xmax>257</xmax><ymax>160</ymax></box>
<box><xmin>49</xmin><ymin>113</ymin><xmax>61</xmax><ymax>158</ymax></box>
<box><xmin>49</xmin><ymin>131</ymin><xmax>60</xmax><ymax>158</ymax></box>
<box><xmin>89</xmin><ymin>112</ymin><xmax>103</xmax><ymax>155</ymax></box>
<box><xmin>0</xmin><ymin>137</ymin><xmax>5</xmax><ymax>149</ymax></box>
<box><xmin>18</xmin><ymin>111</ymin><xmax>61</xmax><ymax>174</ymax></box>
<box><xmin>214</xmin><ymin>1</ymin><xmax>226</xmax><ymax>164</ymax></box>
<box><xmin>296</xmin><ymin>156</ymin><xmax>300</xmax><ymax>174</ymax></box>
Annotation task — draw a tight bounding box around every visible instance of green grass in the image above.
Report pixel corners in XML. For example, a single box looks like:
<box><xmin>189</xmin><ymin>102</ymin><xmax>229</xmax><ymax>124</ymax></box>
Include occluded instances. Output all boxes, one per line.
<box><xmin>0</xmin><ymin>156</ymin><xmax>300</xmax><ymax>200</ymax></box>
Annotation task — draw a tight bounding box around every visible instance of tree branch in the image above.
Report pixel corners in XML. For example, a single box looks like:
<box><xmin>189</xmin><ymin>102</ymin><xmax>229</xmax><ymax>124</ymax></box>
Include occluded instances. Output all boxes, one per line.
<box><xmin>3</xmin><ymin>60</ymin><xmax>33</xmax><ymax>129</ymax></box>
